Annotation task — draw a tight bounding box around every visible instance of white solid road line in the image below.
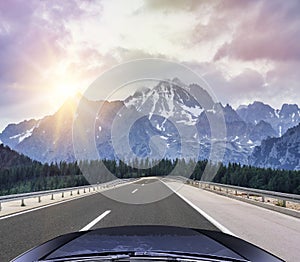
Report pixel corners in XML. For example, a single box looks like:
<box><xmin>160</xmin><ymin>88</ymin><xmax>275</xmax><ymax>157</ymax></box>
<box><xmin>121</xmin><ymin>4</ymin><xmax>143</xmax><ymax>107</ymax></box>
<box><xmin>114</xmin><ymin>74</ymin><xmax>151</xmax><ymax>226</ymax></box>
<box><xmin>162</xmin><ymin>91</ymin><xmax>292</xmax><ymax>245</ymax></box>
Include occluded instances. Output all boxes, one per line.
<box><xmin>161</xmin><ymin>180</ymin><xmax>235</xmax><ymax>236</ymax></box>
<box><xmin>141</xmin><ymin>184</ymin><xmax>145</xmax><ymax>186</ymax></box>
<box><xmin>131</xmin><ymin>189</ymin><xmax>138</xmax><ymax>194</ymax></box>
<box><xmin>80</xmin><ymin>210</ymin><xmax>111</xmax><ymax>231</ymax></box>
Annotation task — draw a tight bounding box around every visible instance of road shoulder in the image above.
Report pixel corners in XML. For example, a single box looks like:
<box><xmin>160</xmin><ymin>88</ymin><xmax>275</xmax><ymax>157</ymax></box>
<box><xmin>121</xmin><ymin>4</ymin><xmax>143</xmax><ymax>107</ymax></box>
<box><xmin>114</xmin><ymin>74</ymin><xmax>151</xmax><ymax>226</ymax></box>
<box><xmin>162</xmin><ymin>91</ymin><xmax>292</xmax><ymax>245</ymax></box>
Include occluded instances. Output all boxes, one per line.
<box><xmin>163</xmin><ymin>179</ymin><xmax>300</xmax><ymax>262</ymax></box>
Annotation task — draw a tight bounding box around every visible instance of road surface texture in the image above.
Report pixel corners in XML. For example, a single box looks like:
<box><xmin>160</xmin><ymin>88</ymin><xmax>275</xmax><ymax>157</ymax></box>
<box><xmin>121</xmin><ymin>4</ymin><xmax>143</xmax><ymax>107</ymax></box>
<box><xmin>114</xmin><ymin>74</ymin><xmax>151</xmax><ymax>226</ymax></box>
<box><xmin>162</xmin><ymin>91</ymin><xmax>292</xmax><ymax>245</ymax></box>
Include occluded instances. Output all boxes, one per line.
<box><xmin>1</xmin><ymin>177</ymin><xmax>298</xmax><ymax>262</ymax></box>
<box><xmin>0</xmin><ymin>178</ymin><xmax>218</xmax><ymax>262</ymax></box>
<box><xmin>164</xmin><ymin>178</ymin><xmax>300</xmax><ymax>262</ymax></box>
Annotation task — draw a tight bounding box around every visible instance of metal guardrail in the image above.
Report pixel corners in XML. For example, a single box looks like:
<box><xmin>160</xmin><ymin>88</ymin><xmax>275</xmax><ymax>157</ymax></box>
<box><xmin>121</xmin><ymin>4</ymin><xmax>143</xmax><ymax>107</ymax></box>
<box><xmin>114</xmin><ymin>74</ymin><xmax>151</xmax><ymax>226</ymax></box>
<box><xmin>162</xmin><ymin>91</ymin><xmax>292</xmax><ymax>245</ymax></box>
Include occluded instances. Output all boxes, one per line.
<box><xmin>197</xmin><ymin>181</ymin><xmax>300</xmax><ymax>204</ymax></box>
<box><xmin>167</xmin><ymin>176</ymin><xmax>300</xmax><ymax>207</ymax></box>
<box><xmin>0</xmin><ymin>179</ymin><xmax>134</xmax><ymax>211</ymax></box>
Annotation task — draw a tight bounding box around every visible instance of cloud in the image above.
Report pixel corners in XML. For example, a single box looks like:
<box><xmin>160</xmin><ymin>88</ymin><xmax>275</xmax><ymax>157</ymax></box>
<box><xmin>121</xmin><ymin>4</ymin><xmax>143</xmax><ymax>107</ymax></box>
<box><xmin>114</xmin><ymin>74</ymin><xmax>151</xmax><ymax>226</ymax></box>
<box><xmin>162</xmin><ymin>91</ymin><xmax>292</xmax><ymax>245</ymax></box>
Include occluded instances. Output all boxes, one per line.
<box><xmin>214</xmin><ymin>0</ymin><xmax>300</xmax><ymax>62</ymax></box>
<box><xmin>183</xmin><ymin>61</ymin><xmax>300</xmax><ymax>110</ymax></box>
<box><xmin>141</xmin><ymin>0</ymin><xmax>205</xmax><ymax>12</ymax></box>
<box><xmin>0</xmin><ymin>0</ymin><xmax>99</xmax><ymax>86</ymax></box>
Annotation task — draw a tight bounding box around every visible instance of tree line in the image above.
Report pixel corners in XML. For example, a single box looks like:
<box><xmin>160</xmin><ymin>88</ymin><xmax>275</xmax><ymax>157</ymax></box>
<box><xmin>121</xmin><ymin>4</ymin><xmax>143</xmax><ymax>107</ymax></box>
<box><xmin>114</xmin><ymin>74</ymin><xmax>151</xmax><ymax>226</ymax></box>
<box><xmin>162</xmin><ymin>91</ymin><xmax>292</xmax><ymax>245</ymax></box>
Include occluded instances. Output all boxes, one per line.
<box><xmin>0</xmin><ymin>158</ymin><xmax>299</xmax><ymax>196</ymax></box>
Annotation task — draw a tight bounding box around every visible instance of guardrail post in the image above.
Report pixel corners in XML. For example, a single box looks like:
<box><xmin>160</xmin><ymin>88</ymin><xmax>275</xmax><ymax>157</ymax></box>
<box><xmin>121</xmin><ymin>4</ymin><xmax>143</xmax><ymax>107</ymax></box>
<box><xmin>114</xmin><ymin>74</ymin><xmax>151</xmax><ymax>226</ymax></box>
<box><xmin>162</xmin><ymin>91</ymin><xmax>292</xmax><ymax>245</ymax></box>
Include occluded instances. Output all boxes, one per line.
<box><xmin>262</xmin><ymin>196</ymin><xmax>265</xmax><ymax>202</ymax></box>
<box><xmin>93</xmin><ymin>187</ymin><xmax>95</xmax><ymax>191</ymax></box>
<box><xmin>70</xmin><ymin>191</ymin><xmax>73</xmax><ymax>196</ymax></box>
<box><xmin>226</xmin><ymin>188</ymin><xmax>228</xmax><ymax>195</ymax></box>
<box><xmin>51</xmin><ymin>194</ymin><xmax>54</xmax><ymax>200</ymax></box>
<box><xmin>247</xmin><ymin>193</ymin><xmax>249</xmax><ymax>199</ymax></box>
<box><xmin>235</xmin><ymin>190</ymin><xmax>237</xmax><ymax>196</ymax></box>
<box><xmin>219</xmin><ymin>187</ymin><xmax>221</xmax><ymax>192</ymax></box>
<box><xmin>61</xmin><ymin>192</ymin><xmax>64</xmax><ymax>198</ymax></box>
<box><xmin>89</xmin><ymin>187</ymin><xmax>91</xmax><ymax>192</ymax></box>
<box><xmin>38</xmin><ymin>196</ymin><xmax>41</xmax><ymax>203</ymax></box>
<box><xmin>283</xmin><ymin>200</ymin><xmax>286</xmax><ymax>207</ymax></box>
<box><xmin>21</xmin><ymin>199</ymin><xmax>25</xmax><ymax>207</ymax></box>
<box><xmin>77</xmin><ymin>189</ymin><xmax>80</xmax><ymax>195</ymax></box>
<box><xmin>84</xmin><ymin>188</ymin><xmax>86</xmax><ymax>193</ymax></box>
<box><xmin>0</xmin><ymin>202</ymin><xmax>2</xmax><ymax>211</ymax></box>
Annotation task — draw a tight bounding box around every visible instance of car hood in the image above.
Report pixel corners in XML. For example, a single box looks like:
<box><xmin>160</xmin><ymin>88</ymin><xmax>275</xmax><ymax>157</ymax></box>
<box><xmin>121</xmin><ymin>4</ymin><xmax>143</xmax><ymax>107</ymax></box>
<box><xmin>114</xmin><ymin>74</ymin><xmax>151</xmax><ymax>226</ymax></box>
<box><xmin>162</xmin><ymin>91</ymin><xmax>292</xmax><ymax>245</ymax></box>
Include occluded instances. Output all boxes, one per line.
<box><xmin>13</xmin><ymin>225</ymin><xmax>282</xmax><ymax>262</ymax></box>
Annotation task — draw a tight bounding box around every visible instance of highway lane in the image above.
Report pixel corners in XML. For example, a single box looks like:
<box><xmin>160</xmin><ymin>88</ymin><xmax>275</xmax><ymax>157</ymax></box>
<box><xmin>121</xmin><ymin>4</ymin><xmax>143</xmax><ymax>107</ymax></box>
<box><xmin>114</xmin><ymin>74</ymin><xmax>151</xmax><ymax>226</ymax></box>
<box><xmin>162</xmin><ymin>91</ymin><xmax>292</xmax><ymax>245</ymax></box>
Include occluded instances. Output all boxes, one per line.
<box><xmin>165</xmin><ymin>179</ymin><xmax>300</xmax><ymax>262</ymax></box>
<box><xmin>0</xmin><ymin>178</ymin><xmax>218</xmax><ymax>262</ymax></box>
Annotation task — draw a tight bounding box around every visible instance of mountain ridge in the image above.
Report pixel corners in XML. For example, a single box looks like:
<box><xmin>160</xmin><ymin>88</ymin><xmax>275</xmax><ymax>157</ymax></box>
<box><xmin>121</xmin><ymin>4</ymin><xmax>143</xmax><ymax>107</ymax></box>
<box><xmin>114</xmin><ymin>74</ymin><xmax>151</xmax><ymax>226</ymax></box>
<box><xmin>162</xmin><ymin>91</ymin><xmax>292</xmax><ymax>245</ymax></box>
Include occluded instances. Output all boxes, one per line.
<box><xmin>249</xmin><ymin>123</ymin><xmax>300</xmax><ymax>170</ymax></box>
<box><xmin>0</xmin><ymin>79</ymin><xmax>299</xmax><ymax>170</ymax></box>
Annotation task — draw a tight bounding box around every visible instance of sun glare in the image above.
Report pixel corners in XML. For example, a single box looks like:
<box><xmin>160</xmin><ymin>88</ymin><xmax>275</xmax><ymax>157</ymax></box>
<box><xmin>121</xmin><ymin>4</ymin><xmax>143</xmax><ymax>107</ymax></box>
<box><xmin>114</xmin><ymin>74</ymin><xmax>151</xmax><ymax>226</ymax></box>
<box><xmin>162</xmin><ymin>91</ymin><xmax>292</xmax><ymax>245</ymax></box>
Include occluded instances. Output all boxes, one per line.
<box><xmin>58</xmin><ymin>83</ymin><xmax>76</xmax><ymax>99</ymax></box>
<box><xmin>51</xmin><ymin>82</ymin><xmax>80</xmax><ymax>110</ymax></box>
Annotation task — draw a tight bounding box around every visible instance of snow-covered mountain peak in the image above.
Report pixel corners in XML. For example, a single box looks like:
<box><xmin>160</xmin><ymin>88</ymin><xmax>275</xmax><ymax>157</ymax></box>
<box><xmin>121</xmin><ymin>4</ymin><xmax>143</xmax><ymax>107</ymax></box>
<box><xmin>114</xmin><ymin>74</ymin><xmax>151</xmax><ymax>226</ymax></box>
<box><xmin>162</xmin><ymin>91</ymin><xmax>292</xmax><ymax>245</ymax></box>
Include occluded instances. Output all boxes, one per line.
<box><xmin>237</xmin><ymin>101</ymin><xmax>300</xmax><ymax>136</ymax></box>
<box><xmin>124</xmin><ymin>79</ymin><xmax>205</xmax><ymax>125</ymax></box>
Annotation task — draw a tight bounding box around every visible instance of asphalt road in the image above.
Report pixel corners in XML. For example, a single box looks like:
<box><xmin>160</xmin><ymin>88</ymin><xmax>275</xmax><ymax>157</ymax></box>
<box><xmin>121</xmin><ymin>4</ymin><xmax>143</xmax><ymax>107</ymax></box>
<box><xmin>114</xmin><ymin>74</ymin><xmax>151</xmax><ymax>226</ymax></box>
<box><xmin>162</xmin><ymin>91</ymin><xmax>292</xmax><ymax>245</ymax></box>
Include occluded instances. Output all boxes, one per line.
<box><xmin>0</xmin><ymin>178</ymin><xmax>218</xmax><ymax>262</ymax></box>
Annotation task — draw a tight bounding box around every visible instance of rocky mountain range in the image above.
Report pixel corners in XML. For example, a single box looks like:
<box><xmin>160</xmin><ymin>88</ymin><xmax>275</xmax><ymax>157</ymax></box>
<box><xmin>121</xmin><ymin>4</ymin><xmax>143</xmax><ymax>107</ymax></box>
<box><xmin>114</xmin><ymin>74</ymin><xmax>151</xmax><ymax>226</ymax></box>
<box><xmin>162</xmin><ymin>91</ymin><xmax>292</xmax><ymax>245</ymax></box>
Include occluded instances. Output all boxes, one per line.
<box><xmin>237</xmin><ymin>101</ymin><xmax>300</xmax><ymax>136</ymax></box>
<box><xmin>249</xmin><ymin>123</ymin><xmax>300</xmax><ymax>170</ymax></box>
<box><xmin>0</xmin><ymin>79</ymin><xmax>299</xmax><ymax>170</ymax></box>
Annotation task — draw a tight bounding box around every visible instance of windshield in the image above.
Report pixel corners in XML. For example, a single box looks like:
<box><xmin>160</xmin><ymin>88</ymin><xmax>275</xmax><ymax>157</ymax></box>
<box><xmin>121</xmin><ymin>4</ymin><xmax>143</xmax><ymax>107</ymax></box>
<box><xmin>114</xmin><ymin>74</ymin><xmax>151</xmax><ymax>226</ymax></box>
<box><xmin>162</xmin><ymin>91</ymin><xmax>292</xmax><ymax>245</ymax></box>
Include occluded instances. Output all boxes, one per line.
<box><xmin>0</xmin><ymin>1</ymin><xmax>299</xmax><ymax>262</ymax></box>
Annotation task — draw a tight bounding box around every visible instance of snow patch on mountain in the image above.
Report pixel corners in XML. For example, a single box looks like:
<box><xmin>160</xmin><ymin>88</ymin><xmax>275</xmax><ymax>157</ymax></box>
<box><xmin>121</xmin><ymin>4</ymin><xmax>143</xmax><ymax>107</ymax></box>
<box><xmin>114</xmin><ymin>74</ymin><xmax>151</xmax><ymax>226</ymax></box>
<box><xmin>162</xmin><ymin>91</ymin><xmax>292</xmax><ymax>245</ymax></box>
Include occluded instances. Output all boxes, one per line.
<box><xmin>9</xmin><ymin>126</ymin><xmax>35</xmax><ymax>143</ymax></box>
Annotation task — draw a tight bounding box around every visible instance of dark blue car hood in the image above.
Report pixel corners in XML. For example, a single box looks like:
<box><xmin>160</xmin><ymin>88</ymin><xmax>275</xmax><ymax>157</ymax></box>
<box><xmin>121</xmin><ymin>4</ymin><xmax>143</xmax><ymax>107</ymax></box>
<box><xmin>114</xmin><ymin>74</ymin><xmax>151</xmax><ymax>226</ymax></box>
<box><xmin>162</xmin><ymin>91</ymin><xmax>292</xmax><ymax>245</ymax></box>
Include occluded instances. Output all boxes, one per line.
<box><xmin>13</xmin><ymin>225</ymin><xmax>283</xmax><ymax>262</ymax></box>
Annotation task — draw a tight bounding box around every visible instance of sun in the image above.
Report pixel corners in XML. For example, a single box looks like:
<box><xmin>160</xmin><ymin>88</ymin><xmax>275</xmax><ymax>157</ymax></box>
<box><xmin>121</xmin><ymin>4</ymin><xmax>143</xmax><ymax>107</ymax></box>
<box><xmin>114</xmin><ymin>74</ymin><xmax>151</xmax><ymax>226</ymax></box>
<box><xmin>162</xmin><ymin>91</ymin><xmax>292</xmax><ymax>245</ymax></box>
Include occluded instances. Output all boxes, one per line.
<box><xmin>51</xmin><ymin>81</ymin><xmax>81</xmax><ymax>110</ymax></box>
<box><xmin>50</xmin><ymin>60</ymin><xmax>83</xmax><ymax>103</ymax></box>
<box><xmin>57</xmin><ymin>83</ymin><xmax>77</xmax><ymax>100</ymax></box>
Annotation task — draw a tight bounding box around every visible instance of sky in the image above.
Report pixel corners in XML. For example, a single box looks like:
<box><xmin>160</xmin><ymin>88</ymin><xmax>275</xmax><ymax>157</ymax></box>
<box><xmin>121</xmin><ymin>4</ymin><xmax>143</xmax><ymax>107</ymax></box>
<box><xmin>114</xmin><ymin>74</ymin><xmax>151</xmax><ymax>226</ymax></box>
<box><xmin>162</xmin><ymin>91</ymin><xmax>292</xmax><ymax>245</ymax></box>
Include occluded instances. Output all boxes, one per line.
<box><xmin>0</xmin><ymin>0</ymin><xmax>300</xmax><ymax>131</ymax></box>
